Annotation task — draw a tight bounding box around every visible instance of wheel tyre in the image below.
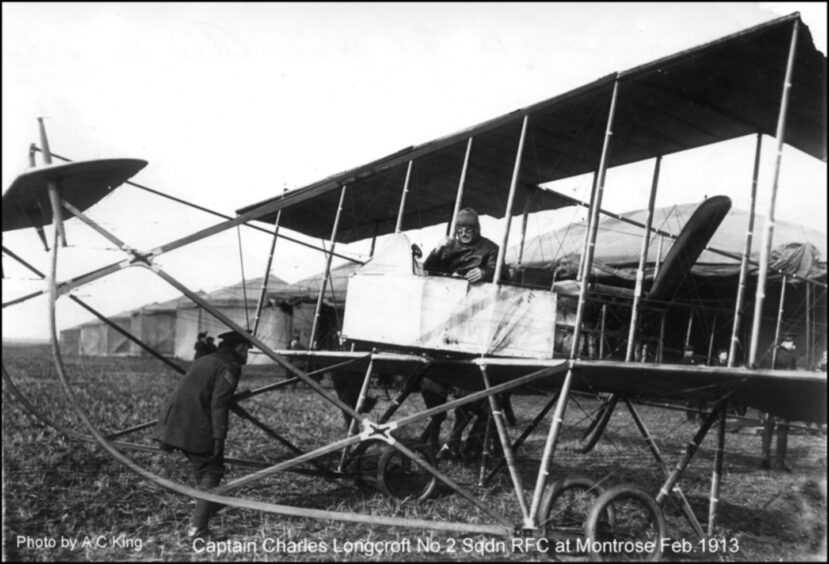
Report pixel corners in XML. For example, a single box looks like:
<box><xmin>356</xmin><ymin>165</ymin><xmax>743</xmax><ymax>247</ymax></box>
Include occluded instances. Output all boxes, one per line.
<box><xmin>584</xmin><ymin>483</ymin><xmax>667</xmax><ymax>562</ymax></box>
<box><xmin>538</xmin><ymin>474</ymin><xmax>612</xmax><ymax>558</ymax></box>
<box><xmin>377</xmin><ymin>441</ymin><xmax>438</xmax><ymax>501</ymax></box>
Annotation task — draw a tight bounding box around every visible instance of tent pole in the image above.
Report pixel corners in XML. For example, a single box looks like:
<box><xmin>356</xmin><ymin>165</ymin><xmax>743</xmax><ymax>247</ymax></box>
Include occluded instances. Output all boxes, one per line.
<box><xmin>728</xmin><ymin>133</ymin><xmax>762</xmax><ymax>367</ymax></box>
<box><xmin>494</xmin><ymin>115</ymin><xmax>529</xmax><ymax>284</ymax></box>
<box><xmin>310</xmin><ymin>185</ymin><xmax>347</xmax><ymax>350</ymax></box>
<box><xmin>252</xmin><ymin>210</ymin><xmax>282</xmax><ymax>337</ymax></box>
<box><xmin>394</xmin><ymin>160</ymin><xmax>414</xmax><ymax>233</ymax></box>
<box><xmin>771</xmin><ymin>276</ymin><xmax>787</xmax><ymax>368</ymax></box>
<box><xmin>749</xmin><ymin>19</ymin><xmax>799</xmax><ymax>367</ymax></box>
<box><xmin>625</xmin><ymin>156</ymin><xmax>662</xmax><ymax>361</ymax></box>
<box><xmin>529</xmin><ymin>78</ymin><xmax>619</xmax><ymax>526</ymax></box>
<box><xmin>449</xmin><ymin>137</ymin><xmax>474</xmax><ymax>234</ymax></box>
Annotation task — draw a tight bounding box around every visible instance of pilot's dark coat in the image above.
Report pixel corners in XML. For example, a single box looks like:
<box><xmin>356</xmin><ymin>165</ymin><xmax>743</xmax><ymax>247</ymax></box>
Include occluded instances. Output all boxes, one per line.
<box><xmin>156</xmin><ymin>349</ymin><xmax>242</xmax><ymax>454</ymax></box>
<box><xmin>423</xmin><ymin>236</ymin><xmax>499</xmax><ymax>282</ymax></box>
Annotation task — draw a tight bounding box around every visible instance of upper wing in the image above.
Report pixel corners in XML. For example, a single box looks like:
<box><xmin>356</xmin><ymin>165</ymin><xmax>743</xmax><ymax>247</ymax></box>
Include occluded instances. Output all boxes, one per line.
<box><xmin>235</xmin><ymin>14</ymin><xmax>825</xmax><ymax>244</ymax></box>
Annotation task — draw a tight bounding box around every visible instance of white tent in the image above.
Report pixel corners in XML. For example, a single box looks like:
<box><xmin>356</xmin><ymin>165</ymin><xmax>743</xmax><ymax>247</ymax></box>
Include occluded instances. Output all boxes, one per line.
<box><xmin>131</xmin><ymin>298</ymin><xmax>178</xmax><ymax>357</ymax></box>
<box><xmin>77</xmin><ymin>311</ymin><xmax>132</xmax><ymax>356</ymax></box>
<box><xmin>175</xmin><ymin>275</ymin><xmax>294</xmax><ymax>364</ymax></box>
<box><xmin>59</xmin><ymin>327</ymin><xmax>81</xmax><ymax>356</ymax></box>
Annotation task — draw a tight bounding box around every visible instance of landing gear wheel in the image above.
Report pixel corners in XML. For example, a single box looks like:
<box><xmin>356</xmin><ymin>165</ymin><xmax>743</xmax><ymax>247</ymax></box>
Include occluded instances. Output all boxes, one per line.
<box><xmin>538</xmin><ymin>475</ymin><xmax>613</xmax><ymax>558</ymax></box>
<box><xmin>377</xmin><ymin>441</ymin><xmax>438</xmax><ymax>501</ymax></box>
<box><xmin>585</xmin><ymin>484</ymin><xmax>667</xmax><ymax>562</ymax></box>
<box><xmin>577</xmin><ymin>395</ymin><xmax>618</xmax><ymax>453</ymax></box>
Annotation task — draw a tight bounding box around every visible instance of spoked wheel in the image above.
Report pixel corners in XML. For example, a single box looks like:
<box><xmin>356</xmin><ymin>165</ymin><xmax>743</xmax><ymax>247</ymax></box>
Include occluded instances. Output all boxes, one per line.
<box><xmin>585</xmin><ymin>484</ymin><xmax>667</xmax><ymax>562</ymax></box>
<box><xmin>538</xmin><ymin>475</ymin><xmax>614</xmax><ymax>558</ymax></box>
<box><xmin>577</xmin><ymin>395</ymin><xmax>618</xmax><ymax>453</ymax></box>
<box><xmin>377</xmin><ymin>441</ymin><xmax>438</xmax><ymax>501</ymax></box>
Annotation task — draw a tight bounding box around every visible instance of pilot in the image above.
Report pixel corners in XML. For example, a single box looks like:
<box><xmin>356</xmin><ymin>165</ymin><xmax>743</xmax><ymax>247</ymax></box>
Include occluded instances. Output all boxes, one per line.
<box><xmin>156</xmin><ymin>329</ymin><xmax>253</xmax><ymax>541</ymax></box>
<box><xmin>423</xmin><ymin>207</ymin><xmax>499</xmax><ymax>283</ymax></box>
<box><xmin>761</xmin><ymin>333</ymin><xmax>797</xmax><ymax>471</ymax></box>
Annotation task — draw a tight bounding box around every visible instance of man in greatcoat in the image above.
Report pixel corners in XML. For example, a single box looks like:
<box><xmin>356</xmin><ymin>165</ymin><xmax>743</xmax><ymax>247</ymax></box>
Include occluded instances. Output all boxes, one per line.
<box><xmin>157</xmin><ymin>329</ymin><xmax>252</xmax><ymax>540</ymax></box>
<box><xmin>761</xmin><ymin>333</ymin><xmax>797</xmax><ymax>471</ymax></box>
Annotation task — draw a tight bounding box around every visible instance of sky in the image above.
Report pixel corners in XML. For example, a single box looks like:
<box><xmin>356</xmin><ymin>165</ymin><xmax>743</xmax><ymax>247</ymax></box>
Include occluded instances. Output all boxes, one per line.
<box><xmin>2</xmin><ymin>2</ymin><xmax>827</xmax><ymax>341</ymax></box>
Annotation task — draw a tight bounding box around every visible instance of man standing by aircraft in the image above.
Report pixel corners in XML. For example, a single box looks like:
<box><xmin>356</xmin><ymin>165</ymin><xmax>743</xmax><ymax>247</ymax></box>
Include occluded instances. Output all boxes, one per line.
<box><xmin>156</xmin><ymin>330</ymin><xmax>252</xmax><ymax>541</ymax></box>
<box><xmin>193</xmin><ymin>331</ymin><xmax>209</xmax><ymax>360</ymax></box>
<box><xmin>761</xmin><ymin>333</ymin><xmax>797</xmax><ymax>471</ymax></box>
<box><xmin>423</xmin><ymin>207</ymin><xmax>499</xmax><ymax>283</ymax></box>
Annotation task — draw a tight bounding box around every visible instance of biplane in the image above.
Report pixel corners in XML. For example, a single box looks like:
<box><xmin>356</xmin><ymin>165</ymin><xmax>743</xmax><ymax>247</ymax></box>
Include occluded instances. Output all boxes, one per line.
<box><xmin>3</xmin><ymin>12</ymin><xmax>826</xmax><ymax>561</ymax></box>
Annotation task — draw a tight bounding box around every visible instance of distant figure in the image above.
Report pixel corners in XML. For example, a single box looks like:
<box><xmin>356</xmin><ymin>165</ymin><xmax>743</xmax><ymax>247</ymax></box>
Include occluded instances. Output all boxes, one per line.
<box><xmin>681</xmin><ymin>345</ymin><xmax>704</xmax><ymax>423</ymax></box>
<box><xmin>761</xmin><ymin>333</ymin><xmax>797</xmax><ymax>472</ymax></box>
<box><xmin>288</xmin><ymin>332</ymin><xmax>316</xmax><ymax>387</ymax></box>
<box><xmin>680</xmin><ymin>345</ymin><xmax>696</xmax><ymax>366</ymax></box>
<box><xmin>204</xmin><ymin>336</ymin><xmax>217</xmax><ymax>355</ymax></box>
<box><xmin>817</xmin><ymin>349</ymin><xmax>827</xmax><ymax>372</ymax></box>
<box><xmin>193</xmin><ymin>331</ymin><xmax>209</xmax><ymax>360</ymax></box>
<box><xmin>423</xmin><ymin>208</ymin><xmax>499</xmax><ymax>283</ymax></box>
<box><xmin>715</xmin><ymin>348</ymin><xmax>728</xmax><ymax>367</ymax></box>
<box><xmin>289</xmin><ymin>332</ymin><xmax>306</xmax><ymax>354</ymax></box>
<box><xmin>156</xmin><ymin>330</ymin><xmax>253</xmax><ymax>541</ymax></box>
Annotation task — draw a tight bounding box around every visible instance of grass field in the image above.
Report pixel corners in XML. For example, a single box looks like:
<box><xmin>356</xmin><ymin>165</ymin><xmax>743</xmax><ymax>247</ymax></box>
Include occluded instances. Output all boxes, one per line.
<box><xmin>2</xmin><ymin>344</ymin><xmax>826</xmax><ymax>562</ymax></box>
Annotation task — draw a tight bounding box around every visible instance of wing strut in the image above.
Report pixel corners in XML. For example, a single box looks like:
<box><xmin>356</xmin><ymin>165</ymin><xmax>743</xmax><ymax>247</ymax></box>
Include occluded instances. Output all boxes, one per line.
<box><xmin>749</xmin><ymin>20</ymin><xmax>800</xmax><ymax>366</ymax></box>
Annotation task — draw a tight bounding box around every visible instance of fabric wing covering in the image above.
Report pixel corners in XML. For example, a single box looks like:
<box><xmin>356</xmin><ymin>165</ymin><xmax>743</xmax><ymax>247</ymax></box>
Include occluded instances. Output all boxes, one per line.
<box><xmin>237</xmin><ymin>14</ymin><xmax>826</xmax><ymax>243</ymax></box>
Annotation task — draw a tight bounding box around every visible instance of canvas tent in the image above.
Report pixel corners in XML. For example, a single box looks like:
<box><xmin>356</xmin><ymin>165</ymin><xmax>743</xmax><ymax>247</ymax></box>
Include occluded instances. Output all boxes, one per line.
<box><xmin>59</xmin><ymin>327</ymin><xmax>81</xmax><ymax>356</ymax></box>
<box><xmin>263</xmin><ymin>263</ymin><xmax>362</xmax><ymax>350</ymax></box>
<box><xmin>77</xmin><ymin>309</ymin><xmax>133</xmax><ymax>356</ymax></box>
<box><xmin>130</xmin><ymin>297</ymin><xmax>178</xmax><ymax>357</ymax></box>
<box><xmin>175</xmin><ymin>275</ymin><xmax>296</xmax><ymax>364</ymax></box>
<box><xmin>508</xmin><ymin>201</ymin><xmax>827</xmax><ymax>282</ymax></box>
